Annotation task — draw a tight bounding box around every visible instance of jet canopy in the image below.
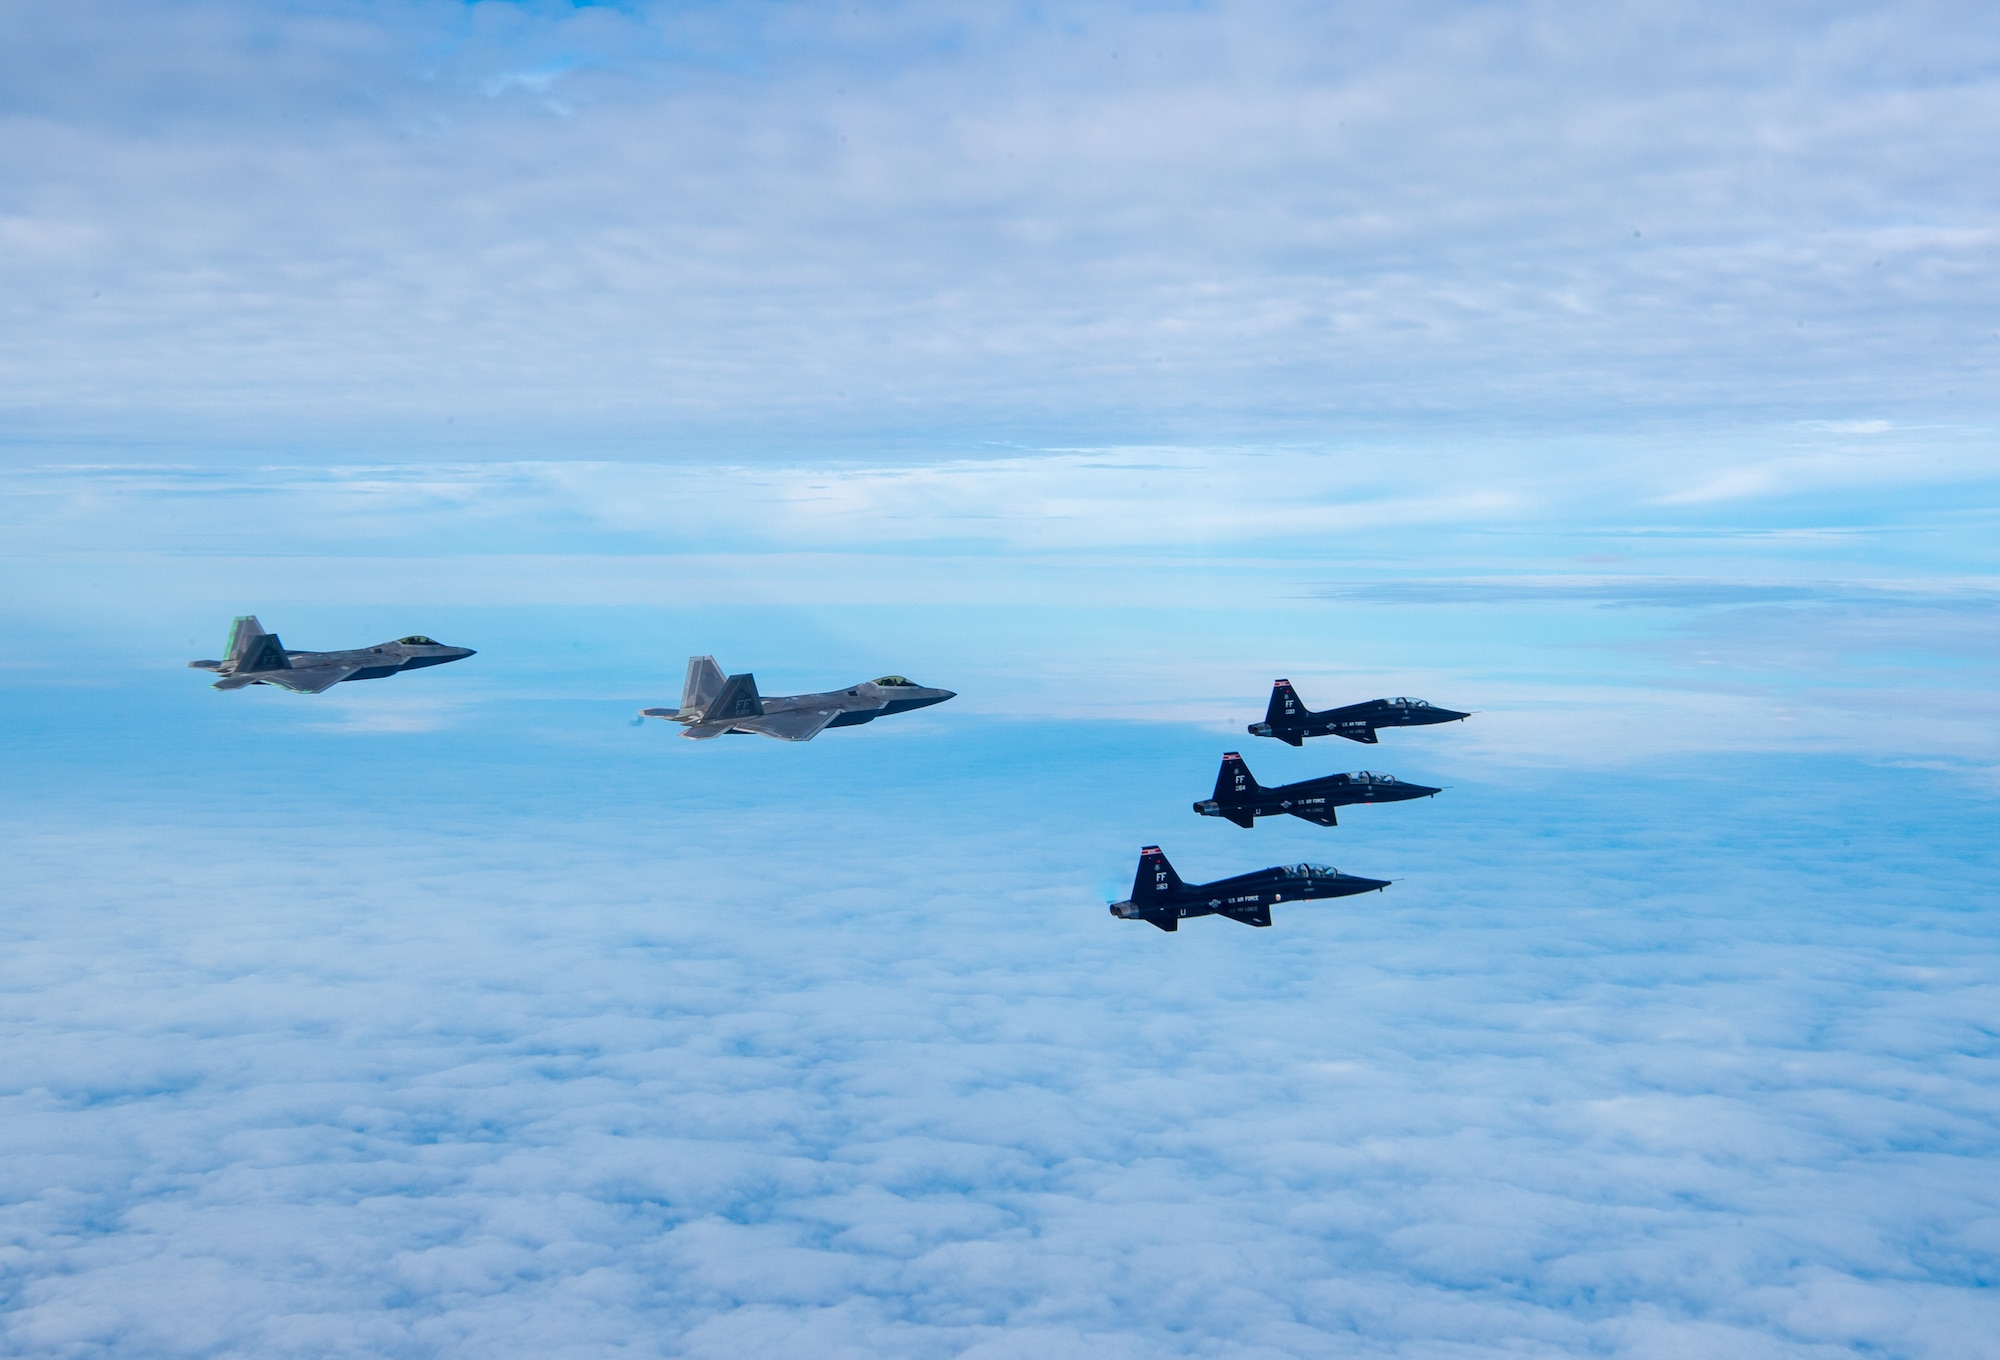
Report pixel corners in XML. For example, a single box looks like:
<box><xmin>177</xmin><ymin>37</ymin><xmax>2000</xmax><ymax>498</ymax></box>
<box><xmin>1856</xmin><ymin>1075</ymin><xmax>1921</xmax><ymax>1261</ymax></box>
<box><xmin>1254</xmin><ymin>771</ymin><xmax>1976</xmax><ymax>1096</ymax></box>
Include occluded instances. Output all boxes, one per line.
<box><xmin>1352</xmin><ymin>771</ymin><xmax>1398</xmax><ymax>783</ymax></box>
<box><xmin>1388</xmin><ymin>697</ymin><xmax>1431</xmax><ymax>708</ymax></box>
<box><xmin>873</xmin><ymin>675</ymin><xmax>916</xmax><ymax>686</ymax></box>
<box><xmin>1280</xmin><ymin>863</ymin><xmax>1342</xmax><ymax>879</ymax></box>
<box><xmin>398</xmin><ymin>635</ymin><xmax>439</xmax><ymax>645</ymax></box>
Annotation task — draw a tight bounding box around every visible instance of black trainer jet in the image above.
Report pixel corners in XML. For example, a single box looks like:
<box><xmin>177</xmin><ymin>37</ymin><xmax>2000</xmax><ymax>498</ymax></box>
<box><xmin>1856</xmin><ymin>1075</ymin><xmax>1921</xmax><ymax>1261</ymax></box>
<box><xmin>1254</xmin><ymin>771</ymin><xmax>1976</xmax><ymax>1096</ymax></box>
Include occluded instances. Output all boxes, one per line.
<box><xmin>1193</xmin><ymin>751</ymin><xmax>1440</xmax><ymax>828</ymax></box>
<box><xmin>1247</xmin><ymin>679</ymin><xmax>1468</xmax><ymax>746</ymax></box>
<box><xmin>1109</xmin><ymin>846</ymin><xmax>1389</xmax><ymax>931</ymax></box>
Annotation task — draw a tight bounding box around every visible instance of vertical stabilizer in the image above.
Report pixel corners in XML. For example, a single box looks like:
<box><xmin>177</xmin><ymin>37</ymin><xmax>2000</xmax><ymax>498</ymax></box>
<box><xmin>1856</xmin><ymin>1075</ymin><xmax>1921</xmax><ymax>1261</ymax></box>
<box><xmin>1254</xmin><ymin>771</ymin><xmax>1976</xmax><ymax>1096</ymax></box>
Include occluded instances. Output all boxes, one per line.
<box><xmin>227</xmin><ymin>616</ymin><xmax>290</xmax><ymax>672</ymax></box>
<box><xmin>681</xmin><ymin>655</ymin><xmax>726</xmax><ymax>714</ymax></box>
<box><xmin>1131</xmin><ymin>846</ymin><xmax>1184</xmax><ymax>906</ymax></box>
<box><xmin>1265</xmin><ymin>679</ymin><xmax>1302</xmax><ymax>727</ymax></box>
<box><xmin>226</xmin><ymin>616</ymin><xmax>265</xmax><ymax>663</ymax></box>
<box><xmin>704</xmin><ymin>672</ymin><xmax>764</xmax><ymax>723</ymax></box>
<box><xmin>1213</xmin><ymin>752</ymin><xmax>1262</xmax><ymax>802</ymax></box>
<box><xmin>1262</xmin><ymin>679</ymin><xmax>1306</xmax><ymax>745</ymax></box>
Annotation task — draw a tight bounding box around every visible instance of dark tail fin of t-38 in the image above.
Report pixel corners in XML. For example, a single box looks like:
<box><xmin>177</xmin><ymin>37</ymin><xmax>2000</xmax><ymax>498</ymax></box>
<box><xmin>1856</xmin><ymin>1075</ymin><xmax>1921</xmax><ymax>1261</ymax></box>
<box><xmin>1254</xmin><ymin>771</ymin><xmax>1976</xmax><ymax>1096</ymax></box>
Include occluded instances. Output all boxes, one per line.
<box><xmin>1262</xmin><ymin>679</ymin><xmax>1305</xmax><ymax>745</ymax></box>
<box><xmin>1131</xmin><ymin>845</ymin><xmax>1184</xmax><ymax>906</ymax></box>
<box><xmin>1211</xmin><ymin>752</ymin><xmax>1262</xmax><ymax>827</ymax></box>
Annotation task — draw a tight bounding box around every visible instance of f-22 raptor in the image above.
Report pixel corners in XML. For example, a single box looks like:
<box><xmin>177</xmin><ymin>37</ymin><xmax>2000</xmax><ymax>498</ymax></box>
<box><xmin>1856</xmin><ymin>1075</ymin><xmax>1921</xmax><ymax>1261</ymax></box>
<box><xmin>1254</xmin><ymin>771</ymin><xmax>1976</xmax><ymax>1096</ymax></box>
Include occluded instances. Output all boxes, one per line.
<box><xmin>189</xmin><ymin>616</ymin><xmax>475</xmax><ymax>693</ymax></box>
<box><xmin>1248</xmin><ymin>679</ymin><xmax>1469</xmax><ymax>746</ymax></box>
<box><xmin>642</xmin><ymin>655</ymin><xmax>955</xmax><ymax>741</ymax></box>
<box><xmin>1110</xmin><ymin>846</ymin><xmax>1389</xmax><ymax>931</ymax></box>
<box><xmin>1193</xmin><ymin>752</ymin><xmax>1440</xmax><ymax>828</ymax></box>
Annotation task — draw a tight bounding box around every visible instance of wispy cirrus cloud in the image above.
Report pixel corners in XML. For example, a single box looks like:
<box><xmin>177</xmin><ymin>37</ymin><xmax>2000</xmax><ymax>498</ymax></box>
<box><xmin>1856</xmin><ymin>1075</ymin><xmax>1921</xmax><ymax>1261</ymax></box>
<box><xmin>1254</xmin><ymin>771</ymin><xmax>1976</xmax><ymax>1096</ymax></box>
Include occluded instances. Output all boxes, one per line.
<box><xmin>3</xmin><ymin>1</ymin><xmax>1998</xmax><ymax>454</ymax></box>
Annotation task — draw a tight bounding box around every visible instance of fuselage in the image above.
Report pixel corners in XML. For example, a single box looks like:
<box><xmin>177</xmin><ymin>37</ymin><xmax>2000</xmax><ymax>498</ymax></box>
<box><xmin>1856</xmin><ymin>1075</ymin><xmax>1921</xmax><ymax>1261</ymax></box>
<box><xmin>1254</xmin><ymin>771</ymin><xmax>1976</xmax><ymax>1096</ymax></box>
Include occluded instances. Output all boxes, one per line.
<box><xmin>1111</xmin><ymin>861</ymin><xmax>1390</xmax><ymax>929</ymax></box>
<box><xmin>655</xmin><ymin>677</ymin><xmax>954</xmax><ymax>729</ymax></box>
<box><xmin>279</xmin><ymin>642</ymin><xmax>474</xmax><ymax>681</ymax></box>
<box><xmin>810</xmin><ymin>680</ymin><xmax>956</xmax><ymax>726</ymax></box>
<box><xmin>1251</xmin><ymin>689</ymin><xmax>1470</xmax><ymax>746</ymax></box>
<box><xmin>191</xmin><ymin>630</ymin><xmax>475</xmax><ymax>690</ymax></box>
<box><xmin>640</xmin><ymin>670</ymin><xmax>956</xmax><ymax>741</ymax></box>
<box><xmin>1194</xmin><ymin>769</ymin><xmax>1440</xmax><ymax>826</ymax></box>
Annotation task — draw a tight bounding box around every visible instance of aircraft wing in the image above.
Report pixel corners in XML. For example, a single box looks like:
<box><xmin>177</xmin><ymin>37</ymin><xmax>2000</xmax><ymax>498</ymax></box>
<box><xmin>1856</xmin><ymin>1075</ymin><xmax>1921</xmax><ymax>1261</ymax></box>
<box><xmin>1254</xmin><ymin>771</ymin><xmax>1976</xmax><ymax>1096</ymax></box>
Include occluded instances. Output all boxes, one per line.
<box><xmin>738</xmin><ymin>707</ymin><xmax>839</xmax><ymax>742</ymax></box>
<box><xmin>254</xmin><ymin>666</ymin><xmax>358</xmax><ymax>694</ymax></box>
<box><xmin>1293</xmin><ymin>809</ymin><xmax>1340</xmax><ymax>827</ymax></box>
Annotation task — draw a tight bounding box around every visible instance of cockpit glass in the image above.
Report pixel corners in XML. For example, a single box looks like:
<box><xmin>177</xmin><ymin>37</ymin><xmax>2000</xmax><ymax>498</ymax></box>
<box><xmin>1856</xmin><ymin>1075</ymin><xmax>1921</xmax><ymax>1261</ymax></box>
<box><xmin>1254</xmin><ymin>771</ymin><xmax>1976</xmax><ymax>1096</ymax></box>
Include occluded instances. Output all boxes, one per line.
<box><xmin>398</xmin><ymin>635</ymin><xmax>437</xmax><ymax>645</ymax></box>
<box><xmin>873</xmin><ymin>675</ymin><xmax>914</xmax><ymax>686</ymax></box>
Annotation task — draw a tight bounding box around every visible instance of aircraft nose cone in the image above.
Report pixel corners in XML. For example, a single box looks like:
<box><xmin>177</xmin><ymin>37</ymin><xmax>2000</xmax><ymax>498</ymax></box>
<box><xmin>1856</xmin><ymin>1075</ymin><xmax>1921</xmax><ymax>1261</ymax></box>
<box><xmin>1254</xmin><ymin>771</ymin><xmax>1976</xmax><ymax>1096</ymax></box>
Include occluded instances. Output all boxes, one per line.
<box><xmin>454</xmin><ymin>647</ymin><xmax>477</xmax><ymax>659</ymax></box>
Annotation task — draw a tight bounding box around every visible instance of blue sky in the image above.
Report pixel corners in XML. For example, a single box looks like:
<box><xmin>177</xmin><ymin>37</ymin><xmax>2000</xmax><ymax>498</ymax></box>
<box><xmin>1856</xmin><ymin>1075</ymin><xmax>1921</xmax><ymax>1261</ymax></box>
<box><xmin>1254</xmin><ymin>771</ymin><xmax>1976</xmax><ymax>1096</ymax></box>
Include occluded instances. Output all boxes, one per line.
<box><xmin>3</xmin><ymin>2</ymin><xmax>2000</xmax><ymax>1357</ymax></box>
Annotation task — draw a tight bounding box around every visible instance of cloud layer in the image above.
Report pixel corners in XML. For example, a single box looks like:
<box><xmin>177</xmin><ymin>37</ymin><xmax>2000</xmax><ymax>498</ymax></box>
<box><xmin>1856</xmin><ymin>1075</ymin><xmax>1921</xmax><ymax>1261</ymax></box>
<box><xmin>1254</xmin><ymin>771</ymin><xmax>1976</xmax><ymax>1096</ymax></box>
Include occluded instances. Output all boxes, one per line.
<box><xmin>4</xmin><ymin>0</ymin><xmax>1998</xmax><ymax>451</ymax></box>
<box><xmin>3</xmin><ymin>720</ymin><xmax>1998</xmax><ymax>1358</ymax></box>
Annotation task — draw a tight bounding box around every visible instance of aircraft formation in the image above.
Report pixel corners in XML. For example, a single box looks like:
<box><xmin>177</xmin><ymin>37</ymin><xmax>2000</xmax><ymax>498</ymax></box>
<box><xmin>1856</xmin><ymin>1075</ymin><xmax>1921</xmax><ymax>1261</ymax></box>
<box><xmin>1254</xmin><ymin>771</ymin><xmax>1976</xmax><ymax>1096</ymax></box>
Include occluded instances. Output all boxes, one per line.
<box><xmin>191</xmin><ymin>618</ymin><xmax>1464</xmax><ymax>932</ymax></box>
<box><xmin>1109</xmin><ymin>679</ymin><xmax>1467</xmax><ymax>932</ymax></box>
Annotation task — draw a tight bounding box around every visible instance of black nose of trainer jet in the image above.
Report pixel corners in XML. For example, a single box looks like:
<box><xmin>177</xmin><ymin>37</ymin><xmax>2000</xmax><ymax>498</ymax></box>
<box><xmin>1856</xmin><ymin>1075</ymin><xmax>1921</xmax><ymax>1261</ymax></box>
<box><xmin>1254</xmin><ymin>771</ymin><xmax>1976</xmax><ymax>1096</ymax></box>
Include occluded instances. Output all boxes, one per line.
<box><xmin>1354</xmin><ymin>772</ymin><xmax>1440</xmax><ymax>802</ymax></box>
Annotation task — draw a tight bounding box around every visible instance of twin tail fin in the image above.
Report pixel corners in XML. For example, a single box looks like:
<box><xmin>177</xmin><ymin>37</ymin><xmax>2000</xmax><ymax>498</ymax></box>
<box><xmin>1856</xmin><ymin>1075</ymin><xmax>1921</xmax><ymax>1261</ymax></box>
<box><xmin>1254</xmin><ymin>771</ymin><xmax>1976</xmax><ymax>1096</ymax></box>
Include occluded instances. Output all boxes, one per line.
<box><xmin>681</xmin><ymin>655</ymin><xmax>726</xmax><ymax>714</ymax></box>
<box><xmin>704</xmin><ymin>672</ymin><xmax>764</xmax><ymax>723</ymax></box>
<box><xmin>227</xmin><ymin>616</ymin><xmax>289</xmax><ymax>673</ymax></box>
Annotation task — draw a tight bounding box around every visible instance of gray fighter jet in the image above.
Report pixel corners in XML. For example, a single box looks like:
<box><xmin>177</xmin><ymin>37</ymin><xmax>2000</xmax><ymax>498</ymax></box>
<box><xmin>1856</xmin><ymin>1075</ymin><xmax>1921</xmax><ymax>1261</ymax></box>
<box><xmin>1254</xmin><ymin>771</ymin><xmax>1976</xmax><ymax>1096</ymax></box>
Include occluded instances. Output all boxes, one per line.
<box><xmin>641</xmin><ymin>655</ymin><xmax>955</xmax><ymax>741</ymax></box>
<box><xmin>189</xmin><ymin>615</ymin><xmax>475</xmax><ymax>693</ymax></box>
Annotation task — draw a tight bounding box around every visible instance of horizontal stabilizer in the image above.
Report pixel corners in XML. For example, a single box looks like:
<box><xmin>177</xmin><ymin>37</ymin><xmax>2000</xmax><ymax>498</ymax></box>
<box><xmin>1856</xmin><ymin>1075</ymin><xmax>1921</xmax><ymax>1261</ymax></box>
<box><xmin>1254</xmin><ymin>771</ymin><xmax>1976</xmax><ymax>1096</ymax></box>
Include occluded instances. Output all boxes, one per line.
<box><xmin>1145</xmin><ymin>913</ymin><xmax>1178</xmax><ymax>932</ymax></box>
<box><xmin>1224</xmin><ymin>809</ymin><xmax>1256</xmax><ymax>829</ymax></box>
